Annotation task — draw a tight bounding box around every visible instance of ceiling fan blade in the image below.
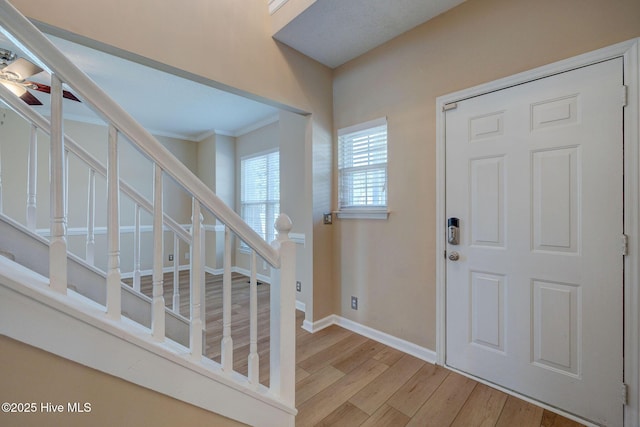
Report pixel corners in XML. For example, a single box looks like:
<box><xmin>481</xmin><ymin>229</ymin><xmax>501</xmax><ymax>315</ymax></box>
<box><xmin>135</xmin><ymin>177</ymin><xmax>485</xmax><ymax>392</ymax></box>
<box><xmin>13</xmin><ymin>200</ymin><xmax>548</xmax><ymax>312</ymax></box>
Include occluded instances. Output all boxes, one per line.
<box><xmin>63</xmin><ymin>89</ymin><xmax>81</xmax><ymax>103</ymax></box>
<box><xmin>29</xmin><ymin>82</ymin><xmax>81</xmax><ymax>103</ymax></box>
<box><xmin>3</xmin><ymin>58</ymin><xmax>43</xmax><ymax>80</ymax></box>
<box><xmin>20</xmin><ymin>91</ymin><xmax>43</xmax><ymax>106</ymax></box>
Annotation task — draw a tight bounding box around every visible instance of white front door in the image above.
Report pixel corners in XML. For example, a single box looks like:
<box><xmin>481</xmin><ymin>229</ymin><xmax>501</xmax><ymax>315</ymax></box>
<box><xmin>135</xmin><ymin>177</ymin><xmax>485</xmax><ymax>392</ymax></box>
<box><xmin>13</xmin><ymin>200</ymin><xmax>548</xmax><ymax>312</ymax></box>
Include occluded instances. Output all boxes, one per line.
<box><xmin>445</xmin><ymin>58</ymin><xmax>624</xmax><ymax>426</ymax></box>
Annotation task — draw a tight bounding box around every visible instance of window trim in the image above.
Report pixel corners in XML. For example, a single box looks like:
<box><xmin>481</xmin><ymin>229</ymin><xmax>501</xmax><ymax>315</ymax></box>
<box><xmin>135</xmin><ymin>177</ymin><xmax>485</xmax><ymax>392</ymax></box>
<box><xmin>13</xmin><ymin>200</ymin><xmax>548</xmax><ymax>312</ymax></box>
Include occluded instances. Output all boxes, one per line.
<box><xmin>239</xmin><ymin>148</ymin><xmax>280</xmax><ymax>249</ymax></box>
<box><xmin>337</xmin><ymin>117</ymin><xmax>389</xmax><ymax>220</ymax></box>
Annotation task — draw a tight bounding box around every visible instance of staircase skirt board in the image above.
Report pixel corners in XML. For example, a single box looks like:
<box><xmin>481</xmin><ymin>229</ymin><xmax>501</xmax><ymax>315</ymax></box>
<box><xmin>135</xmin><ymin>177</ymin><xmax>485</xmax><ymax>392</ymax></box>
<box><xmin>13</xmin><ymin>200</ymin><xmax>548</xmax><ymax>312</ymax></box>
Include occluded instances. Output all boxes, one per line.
<box><xmin>0</xmin><ymin>256</ymin><xmax>296</xmax><ymax>427</ymax></box>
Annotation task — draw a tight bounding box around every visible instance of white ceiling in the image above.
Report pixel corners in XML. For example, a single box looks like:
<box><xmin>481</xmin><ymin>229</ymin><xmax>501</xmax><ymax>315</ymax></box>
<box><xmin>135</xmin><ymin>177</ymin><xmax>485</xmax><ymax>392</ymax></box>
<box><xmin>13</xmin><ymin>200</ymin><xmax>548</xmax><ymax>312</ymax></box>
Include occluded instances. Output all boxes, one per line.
<box><xmin>274</xmin><ymin>0</ymin><xmax>466</xmax><ymax>68</ymax></box>
<box><xmin>0</xmin><ymin>0</ymin><xmax>465</xmax><ymax>140</ymax></box>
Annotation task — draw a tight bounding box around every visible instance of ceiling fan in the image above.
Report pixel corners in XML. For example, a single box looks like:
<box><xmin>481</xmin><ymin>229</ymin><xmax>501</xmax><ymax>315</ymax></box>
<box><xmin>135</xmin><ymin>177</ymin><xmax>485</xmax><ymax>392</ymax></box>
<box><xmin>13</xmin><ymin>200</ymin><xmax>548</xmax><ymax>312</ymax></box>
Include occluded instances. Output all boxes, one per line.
<box><xmin>0</xmin><ymin>47</ymin><xmax>80</xmax><ymax>106</ymax></box>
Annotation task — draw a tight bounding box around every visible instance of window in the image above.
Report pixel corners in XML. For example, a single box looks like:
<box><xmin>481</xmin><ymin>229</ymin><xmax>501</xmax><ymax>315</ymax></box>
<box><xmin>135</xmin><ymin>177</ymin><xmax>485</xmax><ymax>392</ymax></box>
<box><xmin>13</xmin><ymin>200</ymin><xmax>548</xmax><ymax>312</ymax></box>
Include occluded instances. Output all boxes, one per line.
<box><xmin>337</xmin><ymin>117</ymin><xmax>388</xmax><ymax>219</ymax></box>
<box><xmin>240</xmin><ymin>150</ymin><xmax>280</xmax><ymax>246</ymax></box>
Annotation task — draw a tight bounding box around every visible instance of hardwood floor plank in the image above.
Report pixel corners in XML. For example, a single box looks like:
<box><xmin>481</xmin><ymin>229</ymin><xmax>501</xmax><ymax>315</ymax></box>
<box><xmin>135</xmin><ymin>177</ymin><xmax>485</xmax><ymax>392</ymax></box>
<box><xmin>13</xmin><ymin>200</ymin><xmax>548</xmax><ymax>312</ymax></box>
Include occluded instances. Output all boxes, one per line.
<box><xmin>298</xmin><ymin>333</ymin><xmax>369</xmax><ymax>374</ymax></box>
<box><xmin>494</xmin><ymin>396</ymin><xmax>544</xmax><ymax>427</ymax></box>
<box><xmin>332</xmin><ymin>339</ymin><xmax>389</xmax><ymax>374</ymax></box>
<box><xmin>315</xmin><ymin>402</ymin><xmax>369</xmax><ymax>427</ymax></box>
<box><xmin>297</xmin><ymin>326</ymin><xmax>353</xmax><ymax>363</ymax></box>
<box><xmin>296</xmin><ymin>366</ymin><xmax>311</xmax><ymax>384</ymax></box>
<box><xmin>296</xmin><ymin>365</ymin><xmax>345</xmax><ymax>406</ymax></box>
<box><xmin>387</xmin><ymin>363</ymin><xmax>450</xmax><ymax>417</ymax></box>
<box><xmin>541</xmin><ymin>410</ymin><xmax>586</xmax><ymax>427</ymax></box>
<box><xmin>296</xmin><ymin>358</ymin><xmax>388</xmax><ymax>427</ymax></box>
<box><xmin>350</xmin><ymin>353</ymin><xmax>424</xmax><ymax>415</ymax></box>
<box><xmin>373</xmin><ymin>346</ymin><xmax>405</xmax><ymax>366</ymax></box>
<box><xmin>359</xmin><ymin>404</ymin><xmax>411</xmax><ymax>427</ymax></box>
<box><xmin>450</xmin><ymin>383</ymin><xmax>508</xmax><ymax>427</ymax></box>
<box><xmin>406</xmin><ymin>371</ymin><xmax>477</xmax><ymax>427</ymax></box>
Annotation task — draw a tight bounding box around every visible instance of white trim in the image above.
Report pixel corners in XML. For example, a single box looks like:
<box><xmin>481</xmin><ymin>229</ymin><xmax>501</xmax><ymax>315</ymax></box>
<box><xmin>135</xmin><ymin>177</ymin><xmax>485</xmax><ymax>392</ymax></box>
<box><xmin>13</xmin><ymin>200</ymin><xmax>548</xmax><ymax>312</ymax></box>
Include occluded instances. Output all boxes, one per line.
<box><xmin>194</xmin><ymin>129</ymin><xmax>218</xmax><ymax>142</ymax></box>
<box><xmin>301</xmin><ymin>314</ymin><xmax>436</xmax><ymax>364</ymax></box>
<box><xmin>205</xmin><ymin>266</ymin><xmax>224</xmax><ymax>276</ymax></box>
<box><xmin>268</xmin><ymin>0</ymin><xmax>289</xmax><ymax>15</ymax></box>
<box><xmin>295</xmin><ymin>300</ymin><xmax>305</xmax><ymax>313</ymax></box>
<box><xmin>235</xmin><ymin>114</ymin><xmax>279</xmax><ymax>137</ymax></box>
<box><xmin>302</xmin><ymin>315</ymin><xmax>333</xmax><ymax>333</ymax></box>
<box><xmin>35</xmin><ymin>223</ymin><xmax>225</xmax><ymax>238</ymax></box>
<box><xmin>335</xmin><ymin>209</ymin><xmax>390</xmax><ymax>220</ymax></box>
<box><xmin>120</xmin><ymin>264</ymin><xmax>190</xmax><ymax>280</ymax></box>
<box><xmin>289</xmin><ymin>232</ymin><xmax>305</xmax><ymax>246</ymax></box>
<box><xmin>232</xmin><ymin>266</ymin><xmax>271</xmax><ymax>285</ymax></box>
<box><xmin>204</xmin><ymin>224</ymin><xmax>226</xmax><ymax>233</ymax></box>
<box><xmin>435</xmin><ymin>38</ymin><xmax>640</xmax><ymax>427</ymax></box>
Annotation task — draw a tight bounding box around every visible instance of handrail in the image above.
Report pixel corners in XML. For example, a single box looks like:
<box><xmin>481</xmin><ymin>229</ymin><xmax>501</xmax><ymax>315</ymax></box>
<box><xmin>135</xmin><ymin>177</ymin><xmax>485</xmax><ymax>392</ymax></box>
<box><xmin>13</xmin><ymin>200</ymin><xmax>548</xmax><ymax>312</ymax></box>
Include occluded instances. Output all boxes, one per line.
<box><xmin>0</xmin><ymin>0</ymin><xmax>279</xmax><ymax>267</ymax></box>
<box><xmin>0</xmin><ymin>82</ymin><xmax>192</xmax><ymax>244</ymax></box>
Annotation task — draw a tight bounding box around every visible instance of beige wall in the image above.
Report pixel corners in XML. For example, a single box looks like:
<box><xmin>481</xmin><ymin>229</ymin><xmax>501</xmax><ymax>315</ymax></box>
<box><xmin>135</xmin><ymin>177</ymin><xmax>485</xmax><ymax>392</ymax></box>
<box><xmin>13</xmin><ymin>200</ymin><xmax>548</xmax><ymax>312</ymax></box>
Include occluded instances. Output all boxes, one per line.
<box><xmin>332</xmin><ymin>0</ymin><xmax>640</xmax><ymax>349</ymax></box>
<box><xmin>0</xmin><ymin>334</ymin><xmax>246</xmax><ymax>427</ymax></box>
<box><xmin>279</xmin><ymin>111</ymin><xmax>314</xmax><ymax>314</ymax></box>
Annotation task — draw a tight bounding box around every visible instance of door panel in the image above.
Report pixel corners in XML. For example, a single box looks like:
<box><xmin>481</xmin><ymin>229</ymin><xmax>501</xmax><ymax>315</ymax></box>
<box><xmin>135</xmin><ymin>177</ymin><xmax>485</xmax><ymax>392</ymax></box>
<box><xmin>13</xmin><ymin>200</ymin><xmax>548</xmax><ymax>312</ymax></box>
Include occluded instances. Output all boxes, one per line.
<box><xmin>445</xmin><ymin>58</ymin><xmax>623</xmax><ymax>426</ymax></box>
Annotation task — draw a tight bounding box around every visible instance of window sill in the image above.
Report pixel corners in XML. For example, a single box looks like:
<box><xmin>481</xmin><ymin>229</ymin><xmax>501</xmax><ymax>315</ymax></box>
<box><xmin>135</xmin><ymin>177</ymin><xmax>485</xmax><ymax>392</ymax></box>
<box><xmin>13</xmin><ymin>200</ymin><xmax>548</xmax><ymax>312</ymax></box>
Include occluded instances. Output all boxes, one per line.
<box><xmin>336</xmin><ymin>209</ymin><xmax>390</xmax><ymax>220</ymax></box>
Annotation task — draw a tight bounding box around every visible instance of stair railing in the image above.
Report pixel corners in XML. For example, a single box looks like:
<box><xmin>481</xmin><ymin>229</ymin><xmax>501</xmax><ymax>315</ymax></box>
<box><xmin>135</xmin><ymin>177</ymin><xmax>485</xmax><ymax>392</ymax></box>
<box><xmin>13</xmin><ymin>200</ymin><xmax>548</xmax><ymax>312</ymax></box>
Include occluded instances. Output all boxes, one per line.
<box><xmin>0</xmin><ymin>82</ymin><xmax>194</xmax><ymax>311</ymax></box>
<box><xmin>0</xmin><ymin>0</ymin><xmax>297</xmax><ymax>410</ymax></box>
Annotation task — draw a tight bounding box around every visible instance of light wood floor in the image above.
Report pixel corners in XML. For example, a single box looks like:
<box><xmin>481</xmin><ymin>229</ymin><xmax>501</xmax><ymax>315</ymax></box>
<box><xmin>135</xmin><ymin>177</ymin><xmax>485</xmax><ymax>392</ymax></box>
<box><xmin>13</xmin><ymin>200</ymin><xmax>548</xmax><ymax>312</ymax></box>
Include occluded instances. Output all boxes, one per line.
<box><xmin>126</xmin><ymin>271</ymin><xmax>585</xmax><ymax>427</ymax></box>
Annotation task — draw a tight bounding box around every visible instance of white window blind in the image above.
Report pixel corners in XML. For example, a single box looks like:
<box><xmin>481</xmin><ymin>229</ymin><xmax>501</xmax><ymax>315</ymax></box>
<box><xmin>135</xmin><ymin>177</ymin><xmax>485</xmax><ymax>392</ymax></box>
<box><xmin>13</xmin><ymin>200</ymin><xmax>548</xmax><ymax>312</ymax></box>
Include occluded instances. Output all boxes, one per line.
<box><xmin>338</xmin><ymin>118</ymin><xmax>388</xmax><ymax>210</ymax></box>
<box><xmin>241</xmin><ymin>150</ymin><xmax>280</xmax><ymax>246</ymax></box>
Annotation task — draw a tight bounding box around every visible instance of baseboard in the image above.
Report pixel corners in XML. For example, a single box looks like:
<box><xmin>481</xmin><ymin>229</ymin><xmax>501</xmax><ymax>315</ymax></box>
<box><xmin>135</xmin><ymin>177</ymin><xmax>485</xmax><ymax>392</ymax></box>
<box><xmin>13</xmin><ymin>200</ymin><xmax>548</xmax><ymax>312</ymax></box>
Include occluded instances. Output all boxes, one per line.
<box><xmin>295</xmin><ymin>300</ymin><xmax>305</xmax><ymax>313</ymax></box>
<box><xmin>121</xmin><ymin>265</ymin><xmax>190</xmax><ymax>280</ymax></box>
<box><xmin>231</xmin><ymin>266</ymin><xmax>271</xmax><ymax>284</ymax></box>
<box><xmin>121</xmin><ymin>265</ymin><xmax>269</xmax><ymax>282</ymax></box>
<box><xmin>302</xmin><ymin>314</ymin><xmax>436</xmax><ymax>364</ymax></box>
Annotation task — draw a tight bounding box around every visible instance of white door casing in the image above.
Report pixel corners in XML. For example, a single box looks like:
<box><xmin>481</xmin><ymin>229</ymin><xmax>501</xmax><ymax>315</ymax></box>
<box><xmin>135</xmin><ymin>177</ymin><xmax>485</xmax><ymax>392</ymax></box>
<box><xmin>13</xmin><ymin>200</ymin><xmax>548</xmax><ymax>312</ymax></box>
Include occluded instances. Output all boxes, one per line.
<box><xmin>444</xmin><ymin>57</ymin><xmax>623</xmax><ymax>426</ymax></box>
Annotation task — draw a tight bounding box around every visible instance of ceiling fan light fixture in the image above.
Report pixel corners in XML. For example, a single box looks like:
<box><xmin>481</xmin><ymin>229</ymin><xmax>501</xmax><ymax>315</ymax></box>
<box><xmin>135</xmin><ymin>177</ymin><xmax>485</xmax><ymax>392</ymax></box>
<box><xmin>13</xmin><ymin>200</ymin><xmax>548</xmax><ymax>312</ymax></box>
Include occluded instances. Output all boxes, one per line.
<box><xmin>0</xmin><ymin>47</ymin><xmax>16</xmax><ymax>64</ymax></box>
<box><xmin>2</xmin><ymin>70</ymin><xmax>21</xmax><ymax>81</ymax></box>
<box><xmin>3</xmin><ymin>81</ymin><xmax>27</xmax><ymax>97</ymax></box>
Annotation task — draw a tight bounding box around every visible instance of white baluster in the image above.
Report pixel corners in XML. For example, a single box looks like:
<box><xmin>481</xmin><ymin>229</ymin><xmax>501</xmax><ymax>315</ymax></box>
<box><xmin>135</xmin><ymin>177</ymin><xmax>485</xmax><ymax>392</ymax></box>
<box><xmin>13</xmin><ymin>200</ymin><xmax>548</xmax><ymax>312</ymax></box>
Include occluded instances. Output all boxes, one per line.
<box><xmin>151</xmin><ymin>164</ymin><xmax>165</xmax><ymax>341</ymax></box>
<box><xmin>0</xmin><ymin>127</ymin><xmax>3</xmax><ymax>214</ymax></box>
<box><xmin>85</xmin><ymin>169</ymin><xmax>95</xmax><ymax>265</ymax></box>
<box><xmin>106</xmin><ymin>124</ymin><xmax>121</xmax><ymax>320</ymax></box>
<box><xmin>26</xmin><ymin>124</ymin><xmax>37</xmax><ymax>230</ymax></box>
<box><xmin>49</xmin><ymin>74</ymin><xmax>67</xmax><ymax>294</ymax></box>
<box><xmin>133</xmin><ymin>204</ymin><xmax>141</xmax><ymax>292</ymax></box>
<box><xmin>269</xmin><ymin>214</ymin><xmax>296</xmax><ymax>405</ymax></box>
<box><xmin>172</xmin><ymin>234</ymin><xmax>180</xmax><ymax>312</ymax></box>
<box><xmin>221</xmin><ymin>226</ymin><xmax>233</xmax><ymax>373</ymax></box>
<box><xmin>248</xmin><ymin>250</ymin><xmax>259</xmax><ymax>386</ymax></box>
<box><xmin>64</xmin><ymin>148</ymin><xmax>69</xmax><ymax>219</ymax></box>
<box><xmin>189</xmin><ymin>199</ymin><xmax>203</xmax><ymax>361</ymax></box>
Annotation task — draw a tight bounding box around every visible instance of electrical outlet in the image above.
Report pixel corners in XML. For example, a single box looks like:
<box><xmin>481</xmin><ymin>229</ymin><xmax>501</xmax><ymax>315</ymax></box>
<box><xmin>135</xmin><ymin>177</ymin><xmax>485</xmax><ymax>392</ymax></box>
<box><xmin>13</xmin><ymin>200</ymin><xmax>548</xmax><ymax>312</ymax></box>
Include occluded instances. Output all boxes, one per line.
<box><xmin>296</xmin><ymin>281</ymin><xmax>301</xmax><ymax>292</ymax></box>
<box><xmin>168</xmin><ymin>254</ymin><xmax>174</xmax><ymax>262</ymax></box>
<box><xmin>323</xmin><ymin>212</ymin><xmax>333</xmax><ymax>224</ymax></box>
<box><xmin>351</xmin><ymin>296</ymin><xmax>358</xmax><ymax>310</ymax></box>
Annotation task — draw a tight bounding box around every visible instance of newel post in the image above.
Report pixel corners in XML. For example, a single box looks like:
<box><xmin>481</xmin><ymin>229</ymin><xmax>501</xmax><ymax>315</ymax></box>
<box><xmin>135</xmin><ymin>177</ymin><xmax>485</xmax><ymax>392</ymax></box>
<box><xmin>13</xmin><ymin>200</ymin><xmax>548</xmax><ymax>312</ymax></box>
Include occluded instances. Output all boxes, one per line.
<box><xmin>269</xmin><ymin>213</ymin><xmax>296</xmax><ymax>406</ymax></box>
<box><xmin>49</xmin><ymin>74</ymin><xmax>67</xmax><ymax>293</ymax></box>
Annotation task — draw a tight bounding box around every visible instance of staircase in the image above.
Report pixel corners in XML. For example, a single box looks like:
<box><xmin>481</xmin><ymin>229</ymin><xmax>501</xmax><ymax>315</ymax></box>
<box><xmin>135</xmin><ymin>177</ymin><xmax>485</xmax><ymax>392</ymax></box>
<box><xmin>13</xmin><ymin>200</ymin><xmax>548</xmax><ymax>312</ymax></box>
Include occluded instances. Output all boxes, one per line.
<box><xmin>0</xmin><ymin>1</ymin><xmax>297</xmax><ymax>426</ymax></box>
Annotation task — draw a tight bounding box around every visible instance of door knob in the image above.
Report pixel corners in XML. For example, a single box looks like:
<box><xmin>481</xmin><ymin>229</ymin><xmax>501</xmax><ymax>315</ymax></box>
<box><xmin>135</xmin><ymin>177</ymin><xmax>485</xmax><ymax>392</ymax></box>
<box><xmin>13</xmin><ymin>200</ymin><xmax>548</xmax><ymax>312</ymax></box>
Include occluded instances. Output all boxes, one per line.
<box><xmin>448</xmin><ymin>251</ymin><xmax>460</xmax><ymax>261</ymax></box>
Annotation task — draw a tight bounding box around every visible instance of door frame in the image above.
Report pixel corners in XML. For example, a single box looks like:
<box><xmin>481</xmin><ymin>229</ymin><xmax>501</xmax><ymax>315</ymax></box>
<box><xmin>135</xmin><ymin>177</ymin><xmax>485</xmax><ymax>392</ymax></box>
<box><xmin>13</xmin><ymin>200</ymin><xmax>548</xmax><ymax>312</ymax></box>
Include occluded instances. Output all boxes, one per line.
<box><xmin>435</xmin><ymin>38</ymin><xmax>640</xmax><ymax>426</ymax></box>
